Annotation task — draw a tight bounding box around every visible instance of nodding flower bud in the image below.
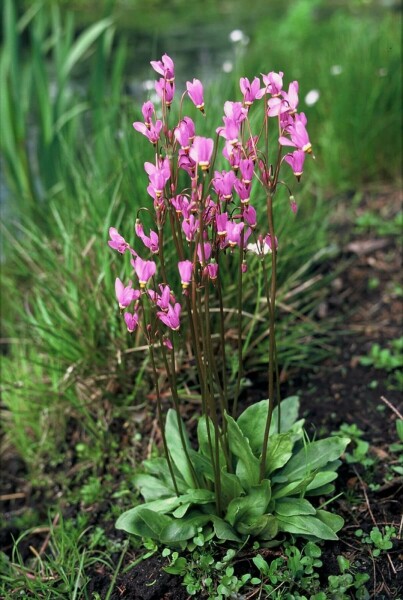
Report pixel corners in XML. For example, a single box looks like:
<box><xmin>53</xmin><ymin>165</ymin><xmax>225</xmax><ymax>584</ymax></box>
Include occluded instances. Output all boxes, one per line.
<box><xmin>241</xmin><ymin>260</ymin><xmax>248</xmax><ymax>273</ymax></box>
<box><xmin>289</xmin><ymin>195</ymin><xmax>298</xmax><ymax>214</ymax></box>
<box><xmin>178</xmin><ymin>260</ymin><xmax>193</xmax><ymax>289</ymax></box>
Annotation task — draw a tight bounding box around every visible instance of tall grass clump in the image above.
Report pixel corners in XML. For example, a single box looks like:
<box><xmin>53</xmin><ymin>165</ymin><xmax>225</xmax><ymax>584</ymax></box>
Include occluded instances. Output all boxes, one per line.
<box><xmin>245</xmin><ymin>0</ymin><xmax>402</xmax><ymax>191</ymax></box>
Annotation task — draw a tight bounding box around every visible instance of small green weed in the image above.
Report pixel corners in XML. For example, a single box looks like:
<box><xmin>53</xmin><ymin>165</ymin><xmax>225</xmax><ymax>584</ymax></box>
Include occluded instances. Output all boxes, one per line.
<box><xmin>355</xmin><ymin>526</ymin><xmax>396</xmax><ymax>558</ymax></box>
<box><xmin>360</xmin><ymin>338</ymin><xmax>403</xmax><ymax>391</ymax></box>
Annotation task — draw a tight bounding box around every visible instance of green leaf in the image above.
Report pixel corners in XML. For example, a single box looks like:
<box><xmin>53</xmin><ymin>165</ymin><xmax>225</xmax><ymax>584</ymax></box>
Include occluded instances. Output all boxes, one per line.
<box><xmin>133</xmin><ymin>474</ymin><xmax>174</xmax><ymax>501</ymax></box>
<box><xmin>143</xmin><ymin>457</ymin><xmax>188</xmax><ymax>493</ymax></box>
<box><xmin>276</xmin><ymin>514</ymin><xmax>339</xmax><ymax>540</ymax></box>
<box><xmin>272</xmin><ymin>474</ymin><xmax>315</xmax><ymax>499</ymax></box>
<box><xmin>165</xmin><ymin>409</ymin><xmax>196</xmax><ymax>488</ymax></box>
<box><xmin>225</xmin><ymin>412</ymin><xmax>260</xmax><ymax>489</ymax></box>
<box><xmin>225</xmin><ymin>480</ymin><xmax>271</xmax><ymax>526</ymax></box>
<box><xmin>116</xmin><ymin>506</ymin><xmax>173</xmax><ymax>538</ymax></box>
<box><xmin>396</xmin><ymin>419</ymin><xmax>403</xmax><ymax>442</ymax></box>
<box><xmin>278</xmin><ymin>437</ymin><xmax>350</xmax><ymax>482</ymax></box>
<box><xmin>212</xmin><ymin>517</ymin><xmax>242</xmax><ymax>542</ymax></box>
<box><xmin>274</xmin><ymin>498</ymin><xmax>316</xmax><ymax>517</ymax></box>
<box><xmin>220</xmin><ymin>471</ymin><xmax>244</xmax><ymax>508</ymax></box>
<box><xmin>265</xmin><ymin>432</ymin><xmax>294</xmax><ymax>475</ymax></box>
<box><xmin>197</xmin><ymin>415</ymin><xmax>225</xmax><ymax>469</ymax></box>
<box><xmin>61</xmin><ymin>18</ymin><xmax>113</xmax><ymax>80</ymax></box>
<box><xmin>236</xmin><ymin>396</ymin><xmax>300</xmax><ymax>456</ymax></box>
<box><xmin>236</xmin><ymin>514</ymin><xmax>273</xmax><ymax>536</ymax></box>
<box><xmin>259</xmin><ymin>515</ymin><xmax>279</xmax><ymax>540</ymax></box>
<box><xmin>271</xmin><ymin>396</ymin><xmax>301</xmax><ymax>434</ymax></box>
<box><xmin>316</xmin><ymin>510</ymin><xmax>344</xmax><ymax>534</ymax></box>
<box><xmin>305</xmin><ymin>470</ymin><xmax>338</xmax><ymax>494</ymax></box>
<box><xmin>160</xmin><ymin>513</ymin><xmax>211</xmax><ymax>544</ymax></box>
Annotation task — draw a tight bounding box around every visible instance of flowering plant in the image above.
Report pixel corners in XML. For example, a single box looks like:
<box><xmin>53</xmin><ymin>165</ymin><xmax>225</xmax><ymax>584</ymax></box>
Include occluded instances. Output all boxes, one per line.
<box><xmin>109</xmin><ymin>55</ymin><xmax>348</xmax><ymax>545</ymax></box>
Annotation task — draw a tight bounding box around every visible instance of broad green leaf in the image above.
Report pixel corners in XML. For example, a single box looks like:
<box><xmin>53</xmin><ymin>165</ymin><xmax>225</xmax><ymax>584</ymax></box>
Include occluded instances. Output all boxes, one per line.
<box><xmin>225</xmin><ymin>480</ymin><xmax>271</xmax><ymax>526</ymax></box>
<box><xmin>182</xmin><ymin>489</ymin><xmax>216</xmax><ymax>504</ymax></box>
<box><xmin>133</xmin><ymin>474</ymin><xmax>174</xmax><ymax>501</ymax></box>
<box><xmin>172</xmin><ymin>503</ymin><xmax>191</xmax><ymax>518</ymax></box>
<box><xmin>272</xmin><ymin>474</ymin><xmax>315</xmax><ymax>499</ymax></box>
<box><xmin>271</xmin><ymin>396</ymin><xmax>301</xmax><ymax>434</ymax></box>
<box><xmin>160</xmin><ymin>513</ymin><xmax>211</xmax><ymax>543</ymax></box>
<box><xmin>259</xmin><ymin>515</ymin><xmax>279</xmax><ymax>540</ymax></box>
<box><xmin>116</xmin><ymin>506</ymin><xmax>172</xmax><ymax>538</ymax></box>
<box><xmin>305</xmin><ymin>470</ymin><xmax>338</xmax><ymax>492</ymax></box>
<box><xmin>265</xmin><ymin>432</ymin><xmax>294</xmax><ymax>475</ymax></box>
<box><xmin>316</xmin><ymin>510</ymin><xmax>344</xmax><ymax>534</ymax></box>
<box><xmin>305</xmin><ymin>484</ymin><xmax>335</xmax><ymax>497</ymax></box>
<box><xmin>276</xmin><ymin>514</ymin><xmax>339</xmax><ymax>541</ymax></box>
<box><xmin>236</xmin><ymin>514</ymin><xmax>272</xmax><ymax>536</ymax></box>
<box><xmin>165</xmin><ymin>409</ymin><xmax>197</xmax><ymax>488</ymax></box>
<box><xmin>225</xmin><ymin>412</ymin><xmax>260</xmax><ymax>489</ymax></box>
<box><xmin>197</xmin><ymin>415</ymin><xmax>226</xmax><ymax>469</ymax></box>
<box><xmin>274</xmin><ymin>498</ymin><xmax>316</xmax><ymax>517</ymax></box>
<box><xmin>143</xmin><ymin>456</ymin><xmax>188</xmax><ymax>492</ymax></box>
<box><xmin>212</xmin><ymin>517</ymin><xmax>242</xmax><ymax>542</ymax></box>
<box><xmin>237</xmin><ymin>396</ymin><xmax>300</xmax><ymax>456</ymax></box>
<box><xmin>237</xmin><ymin>399</ymin><xmax>269</xmax><ymax>455</ymax></box>
<box><xmin>278</xmin><ymin>437</ymin><xmax>350</xmax><ymax>482</ymax></box>
<box><xmin>220</xmin><ymin>471</ymin><xmax>244</xmax><ymax>508</ymax></box>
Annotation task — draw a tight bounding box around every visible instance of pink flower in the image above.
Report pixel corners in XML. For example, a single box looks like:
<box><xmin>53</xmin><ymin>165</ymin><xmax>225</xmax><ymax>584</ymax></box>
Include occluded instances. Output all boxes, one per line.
<box><xmin>150</xmin><ymin>53</ymin><xmax>175</xmax><ymax>81</ymax></box>
<box><xmin>217</xmin><ymin>117</ymin><xmax>240</xmax><ymax>144</ymax></box>
<box><xmin>178</xmin><ymin>260</ymin><xmax>193</xmax><ymax>288</ymax></box>
<box><xmin>182</xmin><ymin>215</ymin><xmax>199</xmax><ymax>242</ymax></box>
<box><xmin>267</xmin><ymin>81</ymin><xmax>299</xmax><ymax>117</ymax></box>
<box><xmin>239</xmin><ymin>76</ymin><xmax>264</xmax><ymax>105</ymax></box>
<box><xmin>223</xmin><ymin>101</ymin><xmax>247</xmax><ymax>124</ymax></box>
<box><xmin>135</xmin><ymin>221</ymin><xmax>159</xmax><ymax>253</ymax></box>
<box><xmin>115</xmin><ymin>278</ymin><xmax>139</xmax><ymax>309</ymax></box>
<box><xmin>279</xmin><ymin>114</ymin><xmax>312</xmax><ymax>153</ymax></box>
<box><xmin>189</xmin><ymin>136</ymin><xmax>214</xmax><ymax>171</ymax></box>
<box><xmin>213</xmin><ymin>170</ymin><xmax>237</xmax><ymax>199</ymax></box>
<box><xmin>174</xmin><ymin>117</ymin><xmax>195</xmax><ymax>149</ymax></box>
<box><xmin>234</xmin><ymin>179</ymin><xmax>251</xmax><ymax>205</ymax></box>
<box><xmin>155</xmin><ymin>79</ymin><xmax>175</xmax><ymax>105</ymax></box>
<box><xmin>148</xmin><ymin>284</ymin><xmax>173</xmax><ymax>311</ymax></box>
<box><xmin>239</xmin><ymin>159</ymin><xmax>254</xmax><ymax>184</ymax></box>
<box><xmin>124</xmin><ymin>311</ymin><xmax>139</xmax><ymax>333</ymax></box>
<box><xmin>178</xmin><ymin>150</ymin><xmax>196</xmax><ymax>178</ymax></box>
<box><xmin>132</xmin><ymin>257</ymin><xmax>156</xmax><ymax>288</ymax></box>
<box><xmin>284</xmin><ymin>150</ymin><xmax>306</xmax><ymax>180</ymax></box>
<box><xmin>222</xmin><ymin>144</ymin><xmax>242</xmax><ymax>170</ymax></box>
<box><xmin>186</xmin><ymin>79</ymin><xmax>204</xmax><ymax>111</ymax></box>
<box><xmin>216</xmin><ymin>212</ymin><xmax>229</xmax><ymax>236</ymax></box>
<box><xmin>207</xmin><ymin>262</ymin><xmax>219</xmax><ymax>280</ymax></box>
<box><xmin>108</xmin><ymin>227</ymin><xmax>130</xmax><ymax>254</ymax></box>
<box><xmin>197</xmin><ymin>241</ymin><xmax>211</xmax><ymax>264</ymax></box>
<box><xmin>226</xmin><ymin>221</ymin><xmax>244</xmax><ymax>247</ymax></box>
<box><xmin>133</xmin><ymin>120</ymin><xmax>163</xmax><ymax>145</ymax></box>
<box><xmin>157</xmin><ymin>303</ymin><xmax>181</xmax><ymax>331</ymax></box>
<box><xmin>244</xmin><ymin>204</ymin><xmax>257</xmax><ymax>228</ymax></box>
<box><xmin>144</xmin><ymin>160</ymin><xmax>170</xmax><ymax>197</ymax></box>
<box><xmin>262</xmin><ymin>71</ymin><xmax>284</xmax><ymax>96</ymax></box>
<box><xmin>141</xmin><ymin>101</ymin><xmax>155</xmax><ymax>123</ymax></box>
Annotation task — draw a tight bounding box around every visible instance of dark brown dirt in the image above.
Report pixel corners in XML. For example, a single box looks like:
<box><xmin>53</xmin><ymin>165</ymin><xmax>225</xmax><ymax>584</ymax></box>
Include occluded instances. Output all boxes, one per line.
<box><xmin>1</xmin><ymin>185</ymin><xmax>402</xmax><ymax>599</ymax></box>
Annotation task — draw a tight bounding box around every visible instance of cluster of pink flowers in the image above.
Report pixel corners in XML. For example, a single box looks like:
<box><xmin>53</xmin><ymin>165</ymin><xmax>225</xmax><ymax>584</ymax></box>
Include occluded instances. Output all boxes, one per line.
<box><xmin>109</xmin><ymin>54</ymin><xmax>313</xmax><ymax>339</ymax></box>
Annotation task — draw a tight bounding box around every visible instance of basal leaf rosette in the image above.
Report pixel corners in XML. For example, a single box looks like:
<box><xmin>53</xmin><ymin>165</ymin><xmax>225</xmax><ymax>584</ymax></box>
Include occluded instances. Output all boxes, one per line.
<box><xmin>116</xmin><ymin>397</ymin><xmax>349</xmax><ymax>546</ymax></box>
